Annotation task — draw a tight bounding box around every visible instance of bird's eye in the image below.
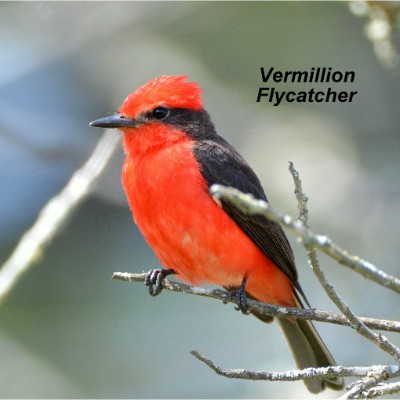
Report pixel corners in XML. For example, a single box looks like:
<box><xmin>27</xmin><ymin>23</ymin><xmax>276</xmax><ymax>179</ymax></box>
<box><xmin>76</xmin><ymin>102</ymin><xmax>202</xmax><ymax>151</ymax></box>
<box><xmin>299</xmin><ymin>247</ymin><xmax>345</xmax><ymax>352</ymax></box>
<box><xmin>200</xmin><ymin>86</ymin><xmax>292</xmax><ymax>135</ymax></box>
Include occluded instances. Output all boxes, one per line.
<box><xmin>152</xmin><ymin>107</ymin><xmax>168</xmax><ymax>120</ymax></box>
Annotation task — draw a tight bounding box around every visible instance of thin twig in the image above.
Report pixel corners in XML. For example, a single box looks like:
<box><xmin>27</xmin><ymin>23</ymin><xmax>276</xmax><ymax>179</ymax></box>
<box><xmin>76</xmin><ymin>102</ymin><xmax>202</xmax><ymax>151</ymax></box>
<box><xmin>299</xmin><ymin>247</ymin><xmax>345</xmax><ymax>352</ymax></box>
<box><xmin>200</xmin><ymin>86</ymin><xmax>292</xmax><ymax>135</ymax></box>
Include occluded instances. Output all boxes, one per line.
<box><xmin>190</xmin><ymin>350</ymin><xmax>400</xmax><ymax>384</ymax></box>
<box><xmin>288</xmin><ymin>161</ymin><xmax>309</xmax><ymax>226</ymax></box>
<box><xmin>360</xmin><ymin>381</ymin><xmax>400</xmax><ymax>398</ymax></box>
<box><xmin>209</xmin><ymin>184</ymin><xmax>400</xmax><ymax>295</ymax></box>
<box><xmin>288</xmin><ymin>163</ymin><xmax>400</xmax><ymax>364</ymax></box>
<box><xmin>112</xmin><ymin>272</ymin><xmax>400</xmax><ymax>333</ymax></box>
<box><xmin>340</xmin><ymin>364</ymin><xmax>400</xmax><ymax>400</ymax></box>
<box><xmin>113</xmin><ymin>166</ymin><xmax>400</xmax><ymax>397</ymax></box>
<box><xmin>0</xmin><ymin>131</ymin><xmax>120</xmax><ymax>305</ymax></box>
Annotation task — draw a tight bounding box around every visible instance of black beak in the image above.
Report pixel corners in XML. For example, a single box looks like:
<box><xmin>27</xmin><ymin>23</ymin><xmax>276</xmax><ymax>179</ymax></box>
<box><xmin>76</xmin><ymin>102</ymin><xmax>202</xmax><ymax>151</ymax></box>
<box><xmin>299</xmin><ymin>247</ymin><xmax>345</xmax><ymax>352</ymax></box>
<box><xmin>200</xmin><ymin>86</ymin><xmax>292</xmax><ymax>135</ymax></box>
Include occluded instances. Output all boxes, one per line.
<box><xmin>89</xmin><ymin>113</ymin><xmax>138</xmax><ymax>129</ymax></box>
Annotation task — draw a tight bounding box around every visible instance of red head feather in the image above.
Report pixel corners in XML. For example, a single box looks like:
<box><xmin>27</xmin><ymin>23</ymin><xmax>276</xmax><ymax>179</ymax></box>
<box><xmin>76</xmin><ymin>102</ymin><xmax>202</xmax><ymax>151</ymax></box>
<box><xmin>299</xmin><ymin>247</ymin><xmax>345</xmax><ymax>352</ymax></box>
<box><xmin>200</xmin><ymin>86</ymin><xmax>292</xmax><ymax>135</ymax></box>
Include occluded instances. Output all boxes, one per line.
<box><xmin>120</xmin><ymin>75</ymin><xmax>203</xmax><ymax>118</ymax></box>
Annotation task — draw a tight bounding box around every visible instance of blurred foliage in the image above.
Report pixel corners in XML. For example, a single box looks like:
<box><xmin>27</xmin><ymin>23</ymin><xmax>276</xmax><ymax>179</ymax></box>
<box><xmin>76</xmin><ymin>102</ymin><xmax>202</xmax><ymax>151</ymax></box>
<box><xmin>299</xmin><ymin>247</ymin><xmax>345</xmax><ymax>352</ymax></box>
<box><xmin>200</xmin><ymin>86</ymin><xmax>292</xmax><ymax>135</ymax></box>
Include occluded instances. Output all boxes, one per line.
<box><xmin>1</xmin><ymin>2</ymin><xmax>400</xmax><ymax>398</ymax></box>
<box><xmin>349</xmin><ymin>0</ymin><xmax>400</xmax><ymax>68</ymax></box>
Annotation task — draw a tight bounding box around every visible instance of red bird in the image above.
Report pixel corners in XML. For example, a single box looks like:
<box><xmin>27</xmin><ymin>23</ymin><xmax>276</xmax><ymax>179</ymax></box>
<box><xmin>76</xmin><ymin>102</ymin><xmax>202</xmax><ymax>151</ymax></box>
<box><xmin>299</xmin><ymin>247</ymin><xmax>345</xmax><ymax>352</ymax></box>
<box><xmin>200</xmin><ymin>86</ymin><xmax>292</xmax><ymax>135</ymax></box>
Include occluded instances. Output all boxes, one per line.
<box><xmin>90</xmin><ymin>75</ymin><xmax>343</xmax><ymax>393</ymax></box>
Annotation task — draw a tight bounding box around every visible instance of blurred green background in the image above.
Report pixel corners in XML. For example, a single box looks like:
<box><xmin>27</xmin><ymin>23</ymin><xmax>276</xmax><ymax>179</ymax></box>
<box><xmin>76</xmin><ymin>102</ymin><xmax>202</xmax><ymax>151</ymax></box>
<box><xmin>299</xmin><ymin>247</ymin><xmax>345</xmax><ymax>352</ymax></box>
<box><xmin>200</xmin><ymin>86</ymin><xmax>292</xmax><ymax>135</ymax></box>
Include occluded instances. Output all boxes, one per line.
<box><xmin>1</xmin><ymin>2</ymin><xmax>399</xmax><ymax>398</ymax></box>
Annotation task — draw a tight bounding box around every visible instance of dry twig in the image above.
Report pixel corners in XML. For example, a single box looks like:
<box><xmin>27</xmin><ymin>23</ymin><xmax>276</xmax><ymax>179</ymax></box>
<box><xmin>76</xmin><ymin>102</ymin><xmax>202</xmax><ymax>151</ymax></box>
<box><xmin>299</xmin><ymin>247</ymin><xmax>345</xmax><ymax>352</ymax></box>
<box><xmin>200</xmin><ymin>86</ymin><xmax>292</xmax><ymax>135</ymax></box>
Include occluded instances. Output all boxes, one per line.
<box><xmin>112</xmin><ymin>272</ymin><xmax>400</xmax><ymax>333</ymax></box>
<box><xmin>209</xmin><ymin>184</ymin><xmax>400</xmax><ymax>295</ymax></box>
<box><xmin>287</xmin><ymin>162</ymin><xmax>400</xmax><ymax>364</ymax></box>
<box><xmin>0</xmin><ymin>131</ymin><xmax>120</xmax><ymax>305</ymax></box>
<box><xmin>113</xmin><ymin>163</ymin><xmax>400</xmax><ymax>398</ymax></box>
<box><xmin>190</xmin><ymin>350</ymin><xmax>399</xmax><ymax>385</ymax></box>
<box><xmin>287</xmin><ymin>162</ymin><xmax>400</xmax><ymax>397</ymax></box>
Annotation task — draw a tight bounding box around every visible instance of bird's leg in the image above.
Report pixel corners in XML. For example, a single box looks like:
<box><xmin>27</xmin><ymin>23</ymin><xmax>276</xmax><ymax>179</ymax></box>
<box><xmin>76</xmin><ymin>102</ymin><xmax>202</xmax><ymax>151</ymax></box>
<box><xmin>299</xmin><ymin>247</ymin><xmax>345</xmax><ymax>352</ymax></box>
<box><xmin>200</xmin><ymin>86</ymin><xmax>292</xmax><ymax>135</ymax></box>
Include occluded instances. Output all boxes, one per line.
<box><xmin>144</xmin><ymin>268</ymin><xmax>175</xmax><ymax>296</ymax></box>
<box><xmin>223</xmin><ymin>273</ymin><xmax>250</xmax><ymax>315</ymax></box>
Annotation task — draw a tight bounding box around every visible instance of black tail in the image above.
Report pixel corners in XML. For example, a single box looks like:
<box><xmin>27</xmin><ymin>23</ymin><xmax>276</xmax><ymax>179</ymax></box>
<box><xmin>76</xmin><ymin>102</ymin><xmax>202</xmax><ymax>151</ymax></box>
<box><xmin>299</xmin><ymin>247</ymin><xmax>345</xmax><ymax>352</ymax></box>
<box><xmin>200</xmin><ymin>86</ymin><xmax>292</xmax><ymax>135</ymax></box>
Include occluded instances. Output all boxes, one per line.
<box><xmin>253</xmin><ymin>296</ymin><xmax>344</xmax><ymax>393</ymax></box>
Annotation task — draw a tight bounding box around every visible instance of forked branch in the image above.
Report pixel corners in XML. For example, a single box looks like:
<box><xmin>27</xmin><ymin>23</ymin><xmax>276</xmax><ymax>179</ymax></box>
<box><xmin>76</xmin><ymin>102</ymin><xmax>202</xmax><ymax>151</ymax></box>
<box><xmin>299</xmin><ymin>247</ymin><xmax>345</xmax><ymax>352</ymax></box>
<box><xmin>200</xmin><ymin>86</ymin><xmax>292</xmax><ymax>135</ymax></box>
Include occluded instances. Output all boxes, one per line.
<box><xmin>210</xmin><ymin>184</ymin><xmax>400</xmax><ymax>295</ymax></box>
<box><xmin>114</xmin><ymin>163</ymin><xmax>400</xmax><ymax>398</ymax></box>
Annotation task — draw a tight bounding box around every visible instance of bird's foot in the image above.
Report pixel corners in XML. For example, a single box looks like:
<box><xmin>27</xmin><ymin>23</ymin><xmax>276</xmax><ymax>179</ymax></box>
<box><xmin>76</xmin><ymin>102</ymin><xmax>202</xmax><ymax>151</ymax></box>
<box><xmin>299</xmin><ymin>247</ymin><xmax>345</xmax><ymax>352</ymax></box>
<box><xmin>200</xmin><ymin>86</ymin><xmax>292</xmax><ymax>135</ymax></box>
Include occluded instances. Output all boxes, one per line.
<box><xmin>223</xmin><ymin>273</ymin><xmax>250</xmax><ymax>314</ymax></box>
<box><xmin>144</xmin><ymin>268</ymin><xmax>175</xmax><ymax>296</ymax></box>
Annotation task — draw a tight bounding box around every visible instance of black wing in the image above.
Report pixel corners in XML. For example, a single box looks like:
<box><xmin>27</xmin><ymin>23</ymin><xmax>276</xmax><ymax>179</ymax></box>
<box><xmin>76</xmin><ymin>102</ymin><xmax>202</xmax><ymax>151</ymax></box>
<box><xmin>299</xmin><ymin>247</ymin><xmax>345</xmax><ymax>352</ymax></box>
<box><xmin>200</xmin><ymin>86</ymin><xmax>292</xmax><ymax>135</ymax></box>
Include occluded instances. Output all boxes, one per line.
<box><xmin>193</xmin><ymin>134</ymin><xmax>303</xmax><ymax>295</ymax></box>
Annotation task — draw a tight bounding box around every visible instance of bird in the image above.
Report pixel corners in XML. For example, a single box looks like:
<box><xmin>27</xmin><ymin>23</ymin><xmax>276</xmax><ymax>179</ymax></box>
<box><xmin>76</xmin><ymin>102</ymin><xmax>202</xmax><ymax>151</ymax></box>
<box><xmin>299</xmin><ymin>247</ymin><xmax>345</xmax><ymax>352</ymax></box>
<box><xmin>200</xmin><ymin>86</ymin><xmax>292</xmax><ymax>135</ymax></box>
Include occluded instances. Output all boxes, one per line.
<box><xmin>90</xmin><ymin>75</ymin><xmax>343</xmax><ymax>393</ymax></box>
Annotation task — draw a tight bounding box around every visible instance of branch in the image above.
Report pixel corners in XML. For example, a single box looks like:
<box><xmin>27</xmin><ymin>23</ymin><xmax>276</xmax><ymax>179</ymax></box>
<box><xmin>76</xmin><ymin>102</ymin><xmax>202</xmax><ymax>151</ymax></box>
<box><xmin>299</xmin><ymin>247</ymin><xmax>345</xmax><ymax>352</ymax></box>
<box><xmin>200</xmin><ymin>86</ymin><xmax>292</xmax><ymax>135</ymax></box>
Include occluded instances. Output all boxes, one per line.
<box><xmin>359</xmin><ymin>381</ymin><xmax>400</xmax><ymax>398</ymax></box>
<box><xmin>112</xmin><ymin>272</ymin><xmax>400</xmax><ymax>333</ymax></box>
<box><xmin>288</xmin><ymin>161</ymin><xmax>309</xmax><ymax>226</ymax></box>
<box><xmin>190</xmin><ymin>350</ymin><xmax>400</xmax><ymax>385</ymax></box>
<box><xmin>209</xmin><ymin>184</ymin><xmax>400</xmax><ymax>295</ymax></box>
<box><xmin>287</xmin><ymin>162</ymin><xmax>400</xmax><ymax>364</ymax></box>
<box><xmin>114</xmin><ymin>164</ymin><xmax>400</xmax><ymax>396</ymax></box>
<box><xmin>0</xmin><ymin>131</ymin><xmax>120</xmax><ymax>306</ymax></box>
<box><xmin>340</xmin><ymin>363</ymin><xmax>400</xmax><ymax>399</ymax></box>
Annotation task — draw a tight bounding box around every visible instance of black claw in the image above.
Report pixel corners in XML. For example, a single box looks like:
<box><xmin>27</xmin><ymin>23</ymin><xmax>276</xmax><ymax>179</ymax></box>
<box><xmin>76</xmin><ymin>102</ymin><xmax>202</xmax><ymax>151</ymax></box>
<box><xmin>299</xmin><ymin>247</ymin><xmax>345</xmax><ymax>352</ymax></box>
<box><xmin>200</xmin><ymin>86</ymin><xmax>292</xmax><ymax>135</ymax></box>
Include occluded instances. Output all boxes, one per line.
<box><xmin>144</xmin><ymin>268</ymin><xmax>175</xmax><ymax>296</ymax></box>
<box><xmin>223</xmin><ymin>273</ymin><xmax>250</xmax><ymax>315</ymax></box>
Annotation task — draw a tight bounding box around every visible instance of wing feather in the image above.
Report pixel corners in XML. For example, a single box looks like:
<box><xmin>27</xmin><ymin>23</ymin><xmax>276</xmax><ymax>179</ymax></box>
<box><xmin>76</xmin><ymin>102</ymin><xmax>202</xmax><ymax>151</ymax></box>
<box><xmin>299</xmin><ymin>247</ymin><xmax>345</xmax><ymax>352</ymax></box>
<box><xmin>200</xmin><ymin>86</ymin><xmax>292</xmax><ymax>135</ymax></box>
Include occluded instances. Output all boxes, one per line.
<box><xmin>193</xmin><ymin>136</ymin><xmax>304</xmax><ymax>297</ymax></box>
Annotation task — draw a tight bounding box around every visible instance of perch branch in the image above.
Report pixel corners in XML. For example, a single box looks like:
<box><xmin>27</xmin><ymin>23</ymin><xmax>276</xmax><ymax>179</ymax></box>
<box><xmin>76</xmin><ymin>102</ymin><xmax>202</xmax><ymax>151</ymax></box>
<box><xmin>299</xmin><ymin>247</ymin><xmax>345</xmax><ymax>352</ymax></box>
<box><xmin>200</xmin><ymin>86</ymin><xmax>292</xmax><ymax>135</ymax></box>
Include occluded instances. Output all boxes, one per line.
<box><xmin>112</xmin><ymin>272</ymin><xmax>400</xmax><ymax>333</ymax></box>
<box><xmin>114</xmin><ymin>163</ymin><xmax>400</xmax><ymax>397</ymax></box>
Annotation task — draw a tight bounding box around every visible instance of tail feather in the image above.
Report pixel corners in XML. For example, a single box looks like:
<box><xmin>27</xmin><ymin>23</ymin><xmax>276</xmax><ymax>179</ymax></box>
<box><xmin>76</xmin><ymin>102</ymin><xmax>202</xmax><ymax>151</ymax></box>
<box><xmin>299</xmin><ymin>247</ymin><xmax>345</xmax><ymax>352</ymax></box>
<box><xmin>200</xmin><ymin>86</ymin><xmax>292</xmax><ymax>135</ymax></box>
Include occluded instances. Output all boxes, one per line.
<box><xmin>252</xmin><ymin>296</ymin><xmax>344</xmax><ymax>393</ymax></box>
<box><xmin>278</xmin><ymin>317</ymin><xmax>343</xmax><ymax>393</ymax></box>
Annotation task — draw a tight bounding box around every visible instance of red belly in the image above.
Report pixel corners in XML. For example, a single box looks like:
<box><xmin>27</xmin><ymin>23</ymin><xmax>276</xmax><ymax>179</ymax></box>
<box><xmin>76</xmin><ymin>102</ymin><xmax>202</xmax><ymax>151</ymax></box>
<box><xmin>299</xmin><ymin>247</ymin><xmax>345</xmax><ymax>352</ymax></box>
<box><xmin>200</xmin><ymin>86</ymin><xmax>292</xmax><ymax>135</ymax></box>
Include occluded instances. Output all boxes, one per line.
<box><xmin>122</xmin><ymin>138</ymin><xmax>295</xmax><ymax>307</ymax></box>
